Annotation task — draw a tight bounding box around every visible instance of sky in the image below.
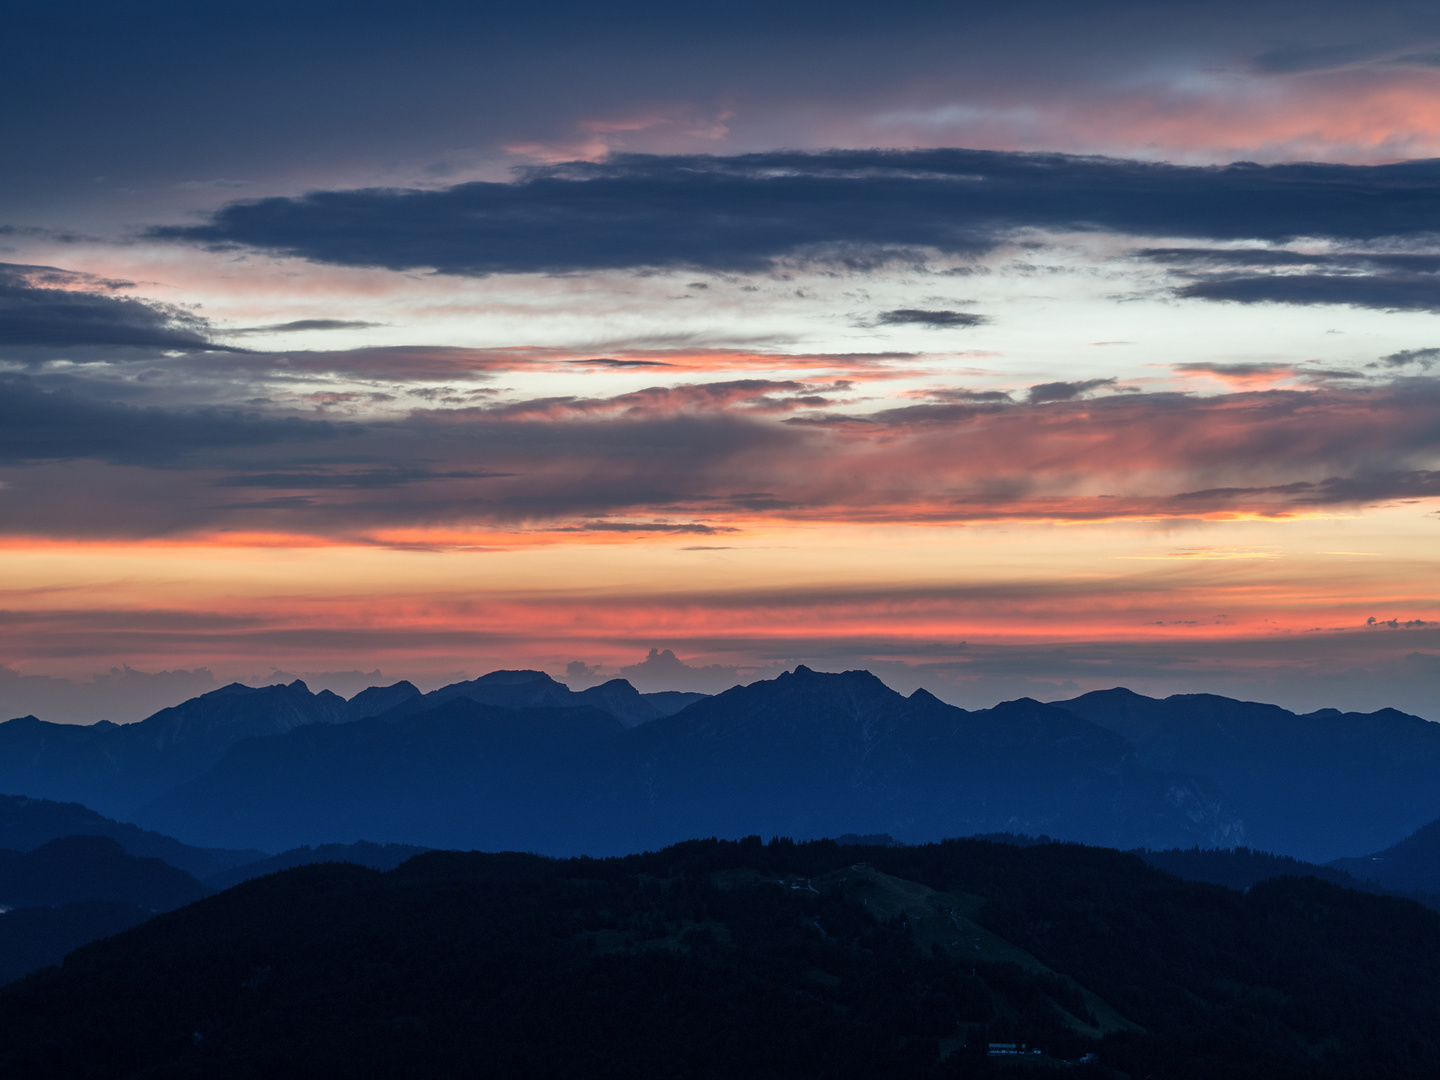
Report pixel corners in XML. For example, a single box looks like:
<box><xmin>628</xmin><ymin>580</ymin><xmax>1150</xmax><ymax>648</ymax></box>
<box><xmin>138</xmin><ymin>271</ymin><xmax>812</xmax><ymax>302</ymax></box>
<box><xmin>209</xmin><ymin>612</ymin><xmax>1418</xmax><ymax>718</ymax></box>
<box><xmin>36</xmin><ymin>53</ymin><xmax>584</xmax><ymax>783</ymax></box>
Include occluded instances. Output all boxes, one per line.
<box><xmin>2</xmin><ymin>0</ymin><xmax>1439</xmax><ymax>722</ymax></box>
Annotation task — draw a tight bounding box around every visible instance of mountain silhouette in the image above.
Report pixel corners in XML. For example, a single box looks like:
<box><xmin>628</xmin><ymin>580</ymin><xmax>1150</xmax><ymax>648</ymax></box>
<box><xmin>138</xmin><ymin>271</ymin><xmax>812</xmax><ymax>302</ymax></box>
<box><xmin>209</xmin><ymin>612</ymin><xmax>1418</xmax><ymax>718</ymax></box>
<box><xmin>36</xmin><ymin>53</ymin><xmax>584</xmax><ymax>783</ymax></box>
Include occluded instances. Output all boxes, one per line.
<box><xmin>0</xmin><ymin>835</ymin><xmax>211</xmax><ymax>912</ymax></box>
<box><xmin>135</xmin><ymin>698</ymin><xmax>633</xmax><ymax>851</ymax></box>
<box><xmin>204</xmin><ymin>841</ymin><xmax>429</xmax><ymax>892</ymax></box>
<box><xmin>1330</xmin><ymin>815</ymin><xmax>1440</xmax><ymax>895</ymax></box>
<box><xmin>133</xmin><ymin>667</ymin><xmax>1240</xmax><ymax>854</ymax></box>
<box><xmin>1052</xmin><ymin>687</ymin><xmax>1440</xmax><ymax>862</ymax></box>
<box><xmin>379</xmin><ymin>669</ymin><xmax>706</xmax><ymax>727</ymax></box>
<box><xmin>0</xmin><ymin>673</ymin><xmax>703</xmax><ymax>821</ymax></box>
<box><xmin>0</xmin><ymin>900</ymin><xmax>150</xmax><ymax>988</ymax></box>
<box><xmin>340</xmin><ymin>680</ymin><xmax>420</xmax><ymax>721</ymax></box>
<box><xmin>0</xmin><ymin>795</ymin><xmax>262</xmax><ymax>879</ymax></box>
<box><xmin>0</xmin><ymin>680</ymin><xmax>348</xmax><ymax>817</ymax></box>
<box><xmin>564</xmin><ymin>667</ymin><xmax>1240</xmax><ymax>855</ymax></box>
<box><xmin>0</xmin><ymin>835</ymin><xmax>215</xmax><ymax>985</ymax></box>
<box><xmin>8</xmin><ymin>669</ymin><xmax>1440</xmax><ymax>862</ymax></box>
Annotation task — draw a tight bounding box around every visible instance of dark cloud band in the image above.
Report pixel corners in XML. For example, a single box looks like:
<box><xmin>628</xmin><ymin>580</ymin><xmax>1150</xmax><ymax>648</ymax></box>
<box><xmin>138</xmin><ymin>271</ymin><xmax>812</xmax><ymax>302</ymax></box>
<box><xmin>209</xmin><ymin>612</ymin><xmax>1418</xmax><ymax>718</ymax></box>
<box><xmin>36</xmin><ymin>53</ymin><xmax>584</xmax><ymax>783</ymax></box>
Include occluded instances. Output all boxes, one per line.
<box><xmin>152</xmin><ymin>150</ymin><xmax>1440</xmax><ymax>276</ymax></box>
<box><xmin>0</xmin><ymin>263</ymin><xmax>217</xmax><ymax>350</ymax></box>
<box><xmin>0</xmin><ymin>377</ymin><xmax>345</xmax><ymax>466</ymax></box>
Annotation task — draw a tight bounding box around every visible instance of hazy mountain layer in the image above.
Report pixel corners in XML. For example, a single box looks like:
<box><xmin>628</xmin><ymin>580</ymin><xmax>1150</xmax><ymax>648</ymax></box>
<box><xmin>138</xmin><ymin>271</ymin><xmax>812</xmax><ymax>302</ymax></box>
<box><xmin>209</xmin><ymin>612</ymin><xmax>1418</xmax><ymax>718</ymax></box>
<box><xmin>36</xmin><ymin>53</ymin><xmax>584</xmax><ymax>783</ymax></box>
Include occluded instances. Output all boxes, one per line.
<box><xmin>0</xmin><ymin>794</ymin><xmax>262</xmax><ymax>879</ymax></box>
<box><xmin>0</xmin><ymin>681</ymin><xmax>347</xmax><ymax>817</ymax></box>
<box><xmin>1331</xmin><ymin>815</ymin><xmax>1440</xmax><ymax>895</ymax></box>
<box><xmin>0</xmin><ymin>673</ymin><xmax>702</xmax><ymax>821</ymax></box>
<box><xmin>380</xmin><ymin>668</ymin><xmax>706</xmax><ymax>727</ymax></box>
<box><xmin>0</xmin><ymin>835</ymin><xmax>211</xmax><ymax>912</ymax></box>
<box><xmin>1052</xmin><ymin>687</ymin><xmax>1440</xmax><ymax>862</ymax></box>
<box><xmin>134</xmin><ymin>668</ymin><xmax>1241</xmax><ymax>854</ymax></box>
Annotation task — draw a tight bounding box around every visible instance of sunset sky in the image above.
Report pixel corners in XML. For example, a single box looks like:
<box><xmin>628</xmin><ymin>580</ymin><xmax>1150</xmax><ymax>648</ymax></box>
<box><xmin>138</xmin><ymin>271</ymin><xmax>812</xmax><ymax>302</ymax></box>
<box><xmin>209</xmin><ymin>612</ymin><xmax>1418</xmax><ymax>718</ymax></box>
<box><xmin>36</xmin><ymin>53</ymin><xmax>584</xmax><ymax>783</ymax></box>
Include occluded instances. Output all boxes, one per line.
<box><xmin>3</xmin><ymin>0</ymin><xmax>1439</xmax><ymax>721</ymax></box>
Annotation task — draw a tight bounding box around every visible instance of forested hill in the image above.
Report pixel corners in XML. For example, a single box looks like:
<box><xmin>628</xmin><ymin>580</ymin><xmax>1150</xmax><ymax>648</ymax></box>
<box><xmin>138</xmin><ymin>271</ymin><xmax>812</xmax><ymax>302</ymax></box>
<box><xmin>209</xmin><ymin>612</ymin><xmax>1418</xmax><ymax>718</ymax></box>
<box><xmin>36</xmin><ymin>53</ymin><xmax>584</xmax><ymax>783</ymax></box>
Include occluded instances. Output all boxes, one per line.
<box><xmin>3</xmin><ymin>837</ymin><xmax>1438</xmax><ymax>1079</ymax></box>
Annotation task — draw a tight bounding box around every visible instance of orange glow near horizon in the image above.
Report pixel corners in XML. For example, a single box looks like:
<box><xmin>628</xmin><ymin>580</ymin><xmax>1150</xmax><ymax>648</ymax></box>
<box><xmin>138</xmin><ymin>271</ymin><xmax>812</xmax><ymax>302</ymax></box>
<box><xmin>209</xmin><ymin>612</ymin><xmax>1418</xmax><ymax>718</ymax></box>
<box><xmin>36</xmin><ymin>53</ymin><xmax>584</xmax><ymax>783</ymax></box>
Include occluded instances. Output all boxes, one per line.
<box><xmin>1</xmin><ymin>506</ymin><xmax>1435</xmax><ymax>682</ymax></box>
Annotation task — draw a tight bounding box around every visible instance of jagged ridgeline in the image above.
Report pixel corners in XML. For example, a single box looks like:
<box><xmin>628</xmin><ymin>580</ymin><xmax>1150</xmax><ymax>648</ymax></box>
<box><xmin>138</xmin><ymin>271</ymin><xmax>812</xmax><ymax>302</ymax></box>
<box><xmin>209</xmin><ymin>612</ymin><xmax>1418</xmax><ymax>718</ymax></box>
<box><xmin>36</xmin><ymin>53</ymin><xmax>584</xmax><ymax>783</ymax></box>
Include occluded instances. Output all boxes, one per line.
<box><xmin>6</xmin><ymin>667</ymin><xmax>1440</xmax><ymax>861</ymax></box>
<box><xmin>2</xmin><ymin>837</ymin><xmax>1439</xmax><ymax>1079</ymax></box>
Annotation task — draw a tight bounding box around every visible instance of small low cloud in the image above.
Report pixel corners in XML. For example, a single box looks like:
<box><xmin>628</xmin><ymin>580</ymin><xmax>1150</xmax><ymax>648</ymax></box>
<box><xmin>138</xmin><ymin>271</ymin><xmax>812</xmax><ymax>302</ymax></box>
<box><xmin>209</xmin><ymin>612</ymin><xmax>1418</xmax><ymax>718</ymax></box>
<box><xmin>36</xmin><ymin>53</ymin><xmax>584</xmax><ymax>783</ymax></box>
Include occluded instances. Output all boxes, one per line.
<box><xmin>916</xmin><ymin>388</ymin><xmax>1012</xmax><ymax>403</ymax></box>
<box><xmin>618</xmin><ymin>647</ymin><xmax>740</xmax><ymax>693</ymax></box>
<box><xmin>559</xmin><ymin>521</ymin><xmax>738</xmax><ymax>535</ymax></box>
<box><xmin>226</xmin><ymin>319</ymin><xmax>384</xmax><ymax>335</ymax></box>
<box><xmin>1026</xmin><ymin>377</ymin><xmax>1117</xmax><ymax>404</ymax></box>
<box><xmin>873</xmin><ymin>309</ymin><xmax>989</xmax><ymax>328</ymax></box>
<box><xmin>1378</xmin><ymin>348</ymin><xmax>1440</xmax><ymax>368</ymax></box>
<box><xmin>566</xmin><ymin>358</ymin><xmax>676</xmax><ymax>369</ymax></box>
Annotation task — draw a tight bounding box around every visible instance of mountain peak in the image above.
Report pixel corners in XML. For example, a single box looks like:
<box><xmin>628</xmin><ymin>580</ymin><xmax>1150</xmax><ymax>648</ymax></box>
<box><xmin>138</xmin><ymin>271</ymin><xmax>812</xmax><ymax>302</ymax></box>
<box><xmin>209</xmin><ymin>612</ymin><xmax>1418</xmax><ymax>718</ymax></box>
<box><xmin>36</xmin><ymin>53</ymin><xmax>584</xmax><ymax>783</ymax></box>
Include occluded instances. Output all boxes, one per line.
<box><xmin>473</xmin><ymin>670</ymin><xmax>558</xmax><ymax>686</ymax></box>
<box><xmin>778</xmin><ymin>665</ymin><xmax>887</xmax><ymax>687</ymax></box>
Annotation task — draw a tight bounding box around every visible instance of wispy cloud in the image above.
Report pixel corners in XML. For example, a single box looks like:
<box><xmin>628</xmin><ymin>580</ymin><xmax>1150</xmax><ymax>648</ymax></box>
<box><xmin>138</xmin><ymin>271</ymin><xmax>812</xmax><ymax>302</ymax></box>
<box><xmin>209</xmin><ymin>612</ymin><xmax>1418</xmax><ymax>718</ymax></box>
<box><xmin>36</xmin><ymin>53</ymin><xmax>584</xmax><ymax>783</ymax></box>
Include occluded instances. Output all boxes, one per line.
<box><xmin>2</xmin><ymin>373</ymin><xmax>1437</xmax><ymax>541</ymax></box>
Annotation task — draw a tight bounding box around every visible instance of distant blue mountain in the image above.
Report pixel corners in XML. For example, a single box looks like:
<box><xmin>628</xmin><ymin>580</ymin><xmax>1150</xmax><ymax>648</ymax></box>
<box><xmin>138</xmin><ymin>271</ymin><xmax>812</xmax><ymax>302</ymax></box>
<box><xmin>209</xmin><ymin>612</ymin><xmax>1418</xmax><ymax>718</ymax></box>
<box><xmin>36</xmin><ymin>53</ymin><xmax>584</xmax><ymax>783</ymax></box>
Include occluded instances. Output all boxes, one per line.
<box><xmin>136</xmin><ymin>697</ymin><xmax>635</xmax><ymax>851</ymax></box>
<box><xmin>0</xmin><ymin>672</ymin><xmax>703</xmax><ymax>820</ymax></box>
<box><xmin>379</xmin><ymin>669</ymin><xmax>706</xmax><ymax>727</ymax></box>
<box><xmin>1331</xmin><ymin>816</ymin><xmax>1440</xmax><ymax>895</ymax></box>
<box><xmin>133</xmin><ymin>667</ymin><xmax>1241</xmax><ymax>855</ymax></box>
<box><xmin>0</xmin><ymin>794</ymin><xmax>262</xmax><ymax>879</ymax></box>
<box><xmin>0</xmin><ymin>833</ymin><xmax>216</xmax><ymax>986</ymax></box>
<box><xmin>6</xmin><ymin>670</ymin><xmax>1440</xmax><ymax>864</ymax></box>
<box><xmin>0</xmin><ymin>680</ymin><xmax>348</xmax><ymax>817</ymax></box>
<box><xmin>0</xmin><ymin>835</ymin><xmax>210</xmax><ymax>912</ymax></box>
<box><xmin>1052</xmin><ymin>687</ymin><xmax>1440</xmax><ymax>862</ymax></box>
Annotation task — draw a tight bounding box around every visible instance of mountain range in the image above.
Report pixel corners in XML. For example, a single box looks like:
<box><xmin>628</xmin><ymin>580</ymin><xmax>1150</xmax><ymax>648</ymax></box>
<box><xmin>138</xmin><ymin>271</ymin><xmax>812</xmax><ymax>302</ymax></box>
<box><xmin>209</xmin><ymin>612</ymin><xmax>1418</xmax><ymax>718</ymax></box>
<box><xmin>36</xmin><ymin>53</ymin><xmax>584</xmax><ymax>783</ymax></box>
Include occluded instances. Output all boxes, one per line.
<box><xmin>2</xmin><ymin>667</ymin><xmax>1438</xmax><ymax>862</ymax></box>
<box><xmin>0</xmin><ymin>671</ymin><xmax>702</xmax><ymax>822</ymax></box>
<box><xmin>1051</xmin><ymin>687</ymin><xmax>1440</xmax><ymax>862</ymax></box>
<box><xmin>129</xmin><ymin>667</ymin><xmax>1241</xmax><ymax>854</ymax></box>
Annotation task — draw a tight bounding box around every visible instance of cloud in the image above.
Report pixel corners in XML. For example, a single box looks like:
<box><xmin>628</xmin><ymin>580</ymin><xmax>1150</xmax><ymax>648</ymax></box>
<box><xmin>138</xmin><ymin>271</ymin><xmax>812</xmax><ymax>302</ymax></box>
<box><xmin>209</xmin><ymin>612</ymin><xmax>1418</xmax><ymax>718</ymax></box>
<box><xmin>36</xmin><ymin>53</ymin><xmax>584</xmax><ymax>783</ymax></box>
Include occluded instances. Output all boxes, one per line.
<box><xmin>617</xmin><ymin>647</ymin><xmax>740</xmax><ymax>694</ymax></box>
<box><xmin>483</xmin><ymin>379</ymin><xmax>852</xmax><ymax>420</ymax></box>
<box><xmin>1174</xmin><ymin>362</ymin><xmax>1298</xmax><ymax>388</ymax></box>
<box><xmin>0</xmin><ymin>376</ymin><xmax>346</xmax><ymax>466</ymax></box>
<box><xmin>226</xmin><ymin>319</ymin><xmax>384</xmax><ymax>335</ymax></box>
<box><xmin>1026</xmin><ymin>378</ymin><xmax>1118</xmax><ymax>403</ymax></box>
<box><xmin>1140</xmin><ymin>248</ymin><xmax>1440</xmax><ymax>273</ymax></box>
<box><xmin>1176</xmin><ymin>274</ymin><xmax>1440</xmax><ymax>311</ymax></box>
<box><xmin>912</xmin><ymin>388</ymin><xmax>1014</xmax><ymax>403</ymax></box>
<box><xmin>566</xmin><ymin>358</ymin><xmax>675</xmax><ymax>369</ymax></box>
<box><xmin>0</xmin><ymin>262</ymin><xmax>218</xmax><ymax>350</ymax></box>
<box><xmin>1175</xmin><ymin>470</ymin><xmax>1440</xmax><ymax>507</ymax></box>
<box><xmin>152</xmin><ymin>149</ymin><xmax>1440</xmax><ymax>276</ymax></box>
<box><xmin>558</xmin><ymin>522</ymin><xmax>738</xmax><ymax>535</ymax></box>
<box><xmin>195</xmin><ymin>344</ymin><xmax>913</xmax><ymax>384</ymax></box>
<box><xmin>1141</xmin><ymin>247</ymin><xmax>1440</xmax><ymax>311</ymax></box>
<box><xmin>212</xmin><ymin>467</ymin><xmax>511</xmax><ymax>489</ymax></box>
<box><xmin>1379</xmin><ymin>348</ymin><xmax>1440</xmax><ymax>368</ymax></box>
<box><xmin>873</xmin><ymin>309</ymin><xmax>989</xmax><ymax>328</ymax></box>
<box><xmin>1251</xmin><ymin>42</ymin><xmax>1391</xmax><ymax>75</ymax></box>
<box><xmin>3</xmin><ymin>366</ymin><xmax>1440</xmax><ymax>539</ymax></box>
